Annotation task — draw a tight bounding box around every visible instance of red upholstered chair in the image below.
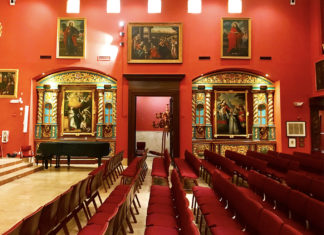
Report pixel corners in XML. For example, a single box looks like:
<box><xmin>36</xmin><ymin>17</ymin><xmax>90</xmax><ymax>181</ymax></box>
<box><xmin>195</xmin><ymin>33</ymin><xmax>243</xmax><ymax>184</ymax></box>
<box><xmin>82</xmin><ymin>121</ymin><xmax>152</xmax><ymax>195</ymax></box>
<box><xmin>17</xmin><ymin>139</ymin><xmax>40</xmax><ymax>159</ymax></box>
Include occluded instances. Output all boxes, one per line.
<box><xmin>78</xmin><ymin>221</ymin><xmax>109</xmax><ymax>235</ymax></box>
<box><xmin>257</xmin><ymin>209</ymin><xmax>284</xmax><ymax>235</ymax></box>
<box><xmin>279</xmin><ymin>224</ymin><xmax>303</xmax><ymax>235</ymax></box>
<box><xmin>136</xmin><ymin>142</ymin><xmax>146</xmax><ymax>156</ymax></box>
<box><xmin>2</xmin><ymin>220</ymin><xmax>23</xmax><ymax>235</ymax></box>
<box><xmin>306</xmin><ymin>197</ymin><xmax>324</xmax><ymax>233</ymax></box>
<box><xmin>145</xmin><ymin>226</ymin><xmax>179</xmax><ymax>235</ymax></box>
<box><xmin>20</xmin><ymin>206</ymin><xmax>43</xmax><ymax>235</ymax></box>
<box><xmin>20</xmin><ymin>145</ymin><xmax>34</xmax><ymax>161</ymax></box>
<box><xmin>38</xmin><ymin>195</ymin><xmax>61</xmax><ymax>235</ymax></box>
<box><xmin>309</xmin><ymin>178</ymin><xmax>324</xmax><ymax>201</ymax></box>
<box><xmin>287</xmin><ymin>189</ymin><xmax>309</xmax><ymax>220</ymax></box>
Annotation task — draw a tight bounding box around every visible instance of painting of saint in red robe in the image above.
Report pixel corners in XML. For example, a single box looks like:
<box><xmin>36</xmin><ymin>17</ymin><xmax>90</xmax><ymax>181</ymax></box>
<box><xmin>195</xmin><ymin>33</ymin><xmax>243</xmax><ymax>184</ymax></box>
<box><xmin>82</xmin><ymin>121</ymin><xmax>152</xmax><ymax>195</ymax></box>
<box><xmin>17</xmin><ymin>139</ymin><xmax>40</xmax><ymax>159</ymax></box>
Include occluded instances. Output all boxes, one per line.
<box><xmin>57</xmin><ymin>18</ymin><xmax>86</xmax><ymax>59</ymax></box>
<box><xmin>222</xmin><ymin>18</ymin><xmax>251</xmax><ymax>59</ymax></box>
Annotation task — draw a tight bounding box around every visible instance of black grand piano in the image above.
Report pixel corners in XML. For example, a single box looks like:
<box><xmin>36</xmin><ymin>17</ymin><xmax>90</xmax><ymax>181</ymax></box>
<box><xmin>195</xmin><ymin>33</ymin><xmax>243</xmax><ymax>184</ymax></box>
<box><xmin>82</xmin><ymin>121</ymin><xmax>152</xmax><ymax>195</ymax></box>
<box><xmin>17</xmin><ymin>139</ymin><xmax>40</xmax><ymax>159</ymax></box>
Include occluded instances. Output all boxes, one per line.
<box><xmin>37</xmin><ymin>141</ymin><xmax>110</xmax><ymax>169</ymax></box>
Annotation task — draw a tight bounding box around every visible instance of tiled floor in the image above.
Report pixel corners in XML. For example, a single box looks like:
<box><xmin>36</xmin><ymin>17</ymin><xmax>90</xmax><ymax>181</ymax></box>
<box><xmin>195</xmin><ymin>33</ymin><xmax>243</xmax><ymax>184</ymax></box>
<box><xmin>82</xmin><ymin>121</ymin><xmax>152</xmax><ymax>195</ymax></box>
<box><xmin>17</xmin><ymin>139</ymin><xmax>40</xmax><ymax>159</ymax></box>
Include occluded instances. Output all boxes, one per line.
<box><xmin>0</xmin><ymin>157</ymin><xmax>207</xmax><ymax>234</ymax></box>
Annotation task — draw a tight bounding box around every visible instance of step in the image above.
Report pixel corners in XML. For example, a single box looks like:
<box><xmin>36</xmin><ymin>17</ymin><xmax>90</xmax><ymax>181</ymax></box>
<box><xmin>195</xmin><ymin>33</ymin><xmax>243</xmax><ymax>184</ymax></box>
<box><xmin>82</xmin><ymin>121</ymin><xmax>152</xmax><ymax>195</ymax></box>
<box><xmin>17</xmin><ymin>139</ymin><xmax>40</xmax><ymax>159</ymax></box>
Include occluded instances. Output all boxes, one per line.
<box><xmin>0</xmin><ymin>158</ymin><xmax>23</xmax><ymax>169</ymax></box>
<box><xmin>0</xmin><ymin>162</ymin><xmax>33</xmax><ymax>177</ymax></box>
<box><xmin>0</xmin><ymin>165</ymin><xmax>43</xmax><ymax>186</ymax></box>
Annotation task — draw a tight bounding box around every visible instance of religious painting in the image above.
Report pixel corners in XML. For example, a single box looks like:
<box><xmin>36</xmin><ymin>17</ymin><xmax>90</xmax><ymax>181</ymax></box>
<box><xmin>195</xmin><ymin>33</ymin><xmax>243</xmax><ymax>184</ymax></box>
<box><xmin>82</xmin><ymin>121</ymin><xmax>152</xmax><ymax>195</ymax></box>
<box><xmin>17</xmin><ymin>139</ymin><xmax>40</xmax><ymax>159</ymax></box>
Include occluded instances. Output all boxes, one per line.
<box><xmin>214</xmin><ymin>91</ymin><xmax>248</xmax><ymax>137</ymax></box>
<box><xmin>286</xmin><ymin>121</ymin><xmax>306</xmax><ymax>137</ymax></box>
<box><xmin>316</xmin><ymin>60</ymin><xmax>324</xmax><ymax>90</ymax></box>
<box><xmin>61</xmin><ymin>89</ymin><xmax>95</xmax><ymax>136</ymax></box>
<box><xmin>0</xmin><ymin>69</ymin><xmax>18</xmax><ymax>98</ymax></box>
<box><xmin>221</xmin><ymin>18</ymin><xmax>251</xmax><ymax>59</ymax></box>
<box><xmin>128</xmin><ymin>23</ymin><xmax>182</xmax><ymax>63</ymax></box>
<box><xmin>57</xmin><ymin>18</ymin><xmax>86</xmax><ymax>59</ymax></box>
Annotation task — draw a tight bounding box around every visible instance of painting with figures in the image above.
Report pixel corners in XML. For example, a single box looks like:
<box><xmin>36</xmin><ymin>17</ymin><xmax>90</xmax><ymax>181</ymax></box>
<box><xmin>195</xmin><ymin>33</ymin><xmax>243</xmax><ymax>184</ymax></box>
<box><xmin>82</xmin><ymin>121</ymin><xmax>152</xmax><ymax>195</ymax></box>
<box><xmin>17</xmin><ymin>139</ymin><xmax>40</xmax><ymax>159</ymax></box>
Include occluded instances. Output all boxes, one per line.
<box><xmin>214</xmin><ymin>91</ymin><xmax>248</xmax><ymax>137</ymax></box>
<box><xmin>61</xmin><ymin>89</ymin><xmax>95</xmax><ymax>136</ymax></box>
<box><xmin>128</xmin><ymin>23</ymin><xmax>182</xmax><ymax>63</ymax></box>
<box><xmin>0</xmin><ymin>70</ymin><xmax>18</xmax><ymax>98</ymax></box>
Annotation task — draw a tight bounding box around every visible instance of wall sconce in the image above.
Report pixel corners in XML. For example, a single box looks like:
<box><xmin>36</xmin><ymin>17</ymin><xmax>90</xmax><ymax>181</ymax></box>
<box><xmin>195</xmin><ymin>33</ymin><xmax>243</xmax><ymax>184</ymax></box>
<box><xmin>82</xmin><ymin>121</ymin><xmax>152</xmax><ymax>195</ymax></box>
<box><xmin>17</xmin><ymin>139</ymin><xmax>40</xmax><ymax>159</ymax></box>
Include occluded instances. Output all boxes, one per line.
<box><xmin>119</xmin><ymin>21</ymin><xmax>125</xmax><ymax>28</ymax></box>
<box><xmin>10</xmin><ymin>0</ymin><xmax>16</xmax><ymax>5</ymax></box>
<box><xmin>119</xmin><ymin>32</ymin><xmax>125</xmax><ymax>37</ymax></box>
<box><xmin>293</xmin><ymin>101</ymin><xmax>304</xmax><ymax>107</ymax></box>
<box><xmin>119</xmin><ymin>42</ymin><xmax>124</xmax><ymax>47</ymax></box>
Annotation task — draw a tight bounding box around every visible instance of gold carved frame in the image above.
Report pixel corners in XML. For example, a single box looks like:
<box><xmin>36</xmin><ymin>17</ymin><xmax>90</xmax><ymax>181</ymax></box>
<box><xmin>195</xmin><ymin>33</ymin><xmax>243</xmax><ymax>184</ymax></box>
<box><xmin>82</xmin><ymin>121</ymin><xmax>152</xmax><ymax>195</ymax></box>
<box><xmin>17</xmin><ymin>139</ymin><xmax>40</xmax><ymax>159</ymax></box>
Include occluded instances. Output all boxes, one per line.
<box><xmin>214</xmin><ymin>90</ymin><xmax>249</xmax><ymax>138</ymax></box>
<box><xmin>61</xmin><ymin>88</ymin><xmax>95</xmax><ymax>136</ymax></box>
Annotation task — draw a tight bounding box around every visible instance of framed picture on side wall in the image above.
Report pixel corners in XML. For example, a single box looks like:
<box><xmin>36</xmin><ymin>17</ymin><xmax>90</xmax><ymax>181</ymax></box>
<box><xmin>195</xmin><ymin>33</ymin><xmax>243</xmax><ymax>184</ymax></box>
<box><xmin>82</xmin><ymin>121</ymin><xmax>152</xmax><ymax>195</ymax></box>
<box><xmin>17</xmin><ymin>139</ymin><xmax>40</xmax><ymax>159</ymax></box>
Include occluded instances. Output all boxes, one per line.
<box><xmin>288</xmin><ymin>138</ymin><xmax>296</xmax><ymax>148</ymax></box>
<box><xmin>0</xmin><ymin>69</ymin><xmax>18</xmax><ymax>98</ymax></box>
<box><xmin>221</xmin><ymin>18</ymin><xmax>251</xmax><ymax>59</ymax></box>
<box><xmin>57</xmin><ymin>18</ymin><xmax>86</xmax><ymax>59</ymax></box>
<box><xmin>128</xmin><ymin>23</ymin><xmax>183</xmax><ymax>63</ymax></box>
<box><xmin>286</xmin><ymin>121</ymin><xmax>306</xmax><ymax>137</ymax></box>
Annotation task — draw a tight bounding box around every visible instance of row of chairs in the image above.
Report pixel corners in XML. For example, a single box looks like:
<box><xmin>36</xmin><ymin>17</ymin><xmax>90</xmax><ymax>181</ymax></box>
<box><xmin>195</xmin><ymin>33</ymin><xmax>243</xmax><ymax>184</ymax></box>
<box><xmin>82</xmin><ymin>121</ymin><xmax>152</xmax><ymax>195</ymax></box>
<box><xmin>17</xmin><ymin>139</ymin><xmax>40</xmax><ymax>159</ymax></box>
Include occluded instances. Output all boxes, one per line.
<box><xmin>79</xmin><ymin>156</ymin><xmax>147</xmax><ymax>235</ymax></box>
<box><xmin>120</xmin><ymin>150</ymin><xmax>148</xmax><ymax>185</ymax></box>
<box><xmin>3</xmin><ymin>151</ymin><xmax>124</xmax><ymax>235</ymax></box>
<box><xmin>145</xmin><ymin>169</ymin><xmax>199</xmax><ymax>235</ymax></box>
<box><xmin>202</xmin><ymin>150</ymin><xmax>244</xmax><ymax>185</ymax></box>
<box><xmin>268</xmin><ymin>150</ymin><xmax>324</xmax><ymax>178</ymax></box>
<box><xmin>246</xmin><ymin>150</ymin><xmax>299</xmax><ymax>180</ymax></box>
<box><xmin>245</xmin><ymin>170</ymin><xmax>324</xmax><ymax>234</ymax></box>
<box><xmin>286</xmin><ymin>170</ymin><xmax>324</xmax><ymax>201</ymax></box>
<box><xmin>174</xmin><ymin>150</ymin><xmax>201</xmax><ymax>186</ymax></box>
<box><xmin>151</xmin><ymin>149</ymin><xmax>171</xmax><ymax>183</ymax></box>
<box><xmin>192</xmin><ymin>169</ymin><xmax>303</xmax><ymax>235</ymax></box>
<box><xmin>102</xmin><ymin>151</ymin><xmax>124</xmax><ymax>191</ymax></box>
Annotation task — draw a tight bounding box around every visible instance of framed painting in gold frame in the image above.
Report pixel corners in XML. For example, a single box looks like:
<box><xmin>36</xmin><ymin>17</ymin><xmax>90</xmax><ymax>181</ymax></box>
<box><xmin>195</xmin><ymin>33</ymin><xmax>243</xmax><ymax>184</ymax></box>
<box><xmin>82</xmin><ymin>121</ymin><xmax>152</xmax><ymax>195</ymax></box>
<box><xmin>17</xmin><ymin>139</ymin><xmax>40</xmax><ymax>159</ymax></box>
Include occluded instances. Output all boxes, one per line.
<box><xmin>56</xmin><ymin>18</ymin><xmax>86</xmax><ymax>59</ymax></box>
<box><xmin>214</xmin><ymin>90</ymin><xmax>249</xmax><ymax>138</ymax></box>
<box><xmin>221</xmin><ymin>18</ymin><xmax>251</xmax><ymax>59</ymax></box>
<box><xmin>61</xmin><ymin>89</ymin><xmax>95</xmax><ymax>136</ymax></box>
<box><xmin>127</xmin><ymin>23</ymin><xmax>183</xmax><ymax>63</ymax></box>
<box><xmin>0</xmin><ymin>69</ymin><xmax>18</xmax><ymax>98</ymax></box>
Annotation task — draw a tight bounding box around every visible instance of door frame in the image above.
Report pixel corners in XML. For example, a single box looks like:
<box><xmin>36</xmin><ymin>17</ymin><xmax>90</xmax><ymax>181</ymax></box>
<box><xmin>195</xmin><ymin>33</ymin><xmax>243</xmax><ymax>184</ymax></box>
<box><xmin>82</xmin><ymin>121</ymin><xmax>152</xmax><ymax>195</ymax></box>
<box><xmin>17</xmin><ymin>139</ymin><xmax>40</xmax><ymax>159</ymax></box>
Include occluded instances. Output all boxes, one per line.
<box><xmin>125</xmin><ymin>74</ymin><xmax>184</xmax><ymax>165</ymax></box>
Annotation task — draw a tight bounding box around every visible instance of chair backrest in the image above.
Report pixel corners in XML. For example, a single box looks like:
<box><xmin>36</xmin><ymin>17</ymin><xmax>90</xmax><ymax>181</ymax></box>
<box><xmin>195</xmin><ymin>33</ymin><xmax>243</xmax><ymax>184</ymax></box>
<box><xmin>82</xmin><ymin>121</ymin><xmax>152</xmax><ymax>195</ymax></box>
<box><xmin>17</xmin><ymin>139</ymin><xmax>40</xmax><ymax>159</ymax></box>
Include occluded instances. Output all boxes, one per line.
<box><xmin>56</xmin><ymin>187</ymin><xmax>73</xmax><ymax>223</ymax></box>
<box><xmin>21</xmin><ymin>145</ymin><xmax>32</xmax><ymax>154</ymax></box>
<box><xmin>136</xmin><ymin>142</ymin><xmax>146</xmax><ymax>150</ymax></box>
<box><xmin>2</xmin><ymin>220</ymin><xmax>23</xmax><ymax>235</ymax></box>
<box><xmin>20</xmin><ymin>206</ymin><xmax>43</xmax><ymax>235</ymax></box>
<box><xmin>257</xmin><ymin>209</ymin><xmax>284</xmax><ymax>235</ymax></box>
<box><xmin>69</xmin><ymin>180</ymin><xmax>82</xmax><ymax>212</ymax></box>
<box><xmin>39</xmin><ymin>195</ymin><xmax>61</xmax><ymax>235</ymax></box>
<box><xmin>79</xmin><ymin>176</ymin><xmax>91</xmax><ymax>203</ymax></box>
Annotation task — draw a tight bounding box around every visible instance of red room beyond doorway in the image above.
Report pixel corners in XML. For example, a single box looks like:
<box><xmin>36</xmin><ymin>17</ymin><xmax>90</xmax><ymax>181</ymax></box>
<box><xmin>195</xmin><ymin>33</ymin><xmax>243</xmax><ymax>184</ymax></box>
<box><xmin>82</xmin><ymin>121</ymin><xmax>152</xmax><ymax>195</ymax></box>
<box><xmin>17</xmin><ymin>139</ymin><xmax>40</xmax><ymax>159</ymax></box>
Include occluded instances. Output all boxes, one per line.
<box><xmin>136</xmin><ymin>96</ymin><xmax>171</xmax><ymax>157</ymax></box>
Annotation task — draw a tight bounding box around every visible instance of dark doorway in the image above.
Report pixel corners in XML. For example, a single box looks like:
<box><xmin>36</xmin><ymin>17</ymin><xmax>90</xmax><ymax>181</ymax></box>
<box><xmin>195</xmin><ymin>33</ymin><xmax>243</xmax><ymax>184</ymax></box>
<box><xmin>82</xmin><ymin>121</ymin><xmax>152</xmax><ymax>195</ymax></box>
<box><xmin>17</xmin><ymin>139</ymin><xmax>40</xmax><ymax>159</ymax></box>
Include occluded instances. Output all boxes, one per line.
<box><xmin>125</xmin><ymin>74</ymin><xmax>184</xmax><ymax>165</ymax></box>
<box><xmin>310</xmin><ymin>96</ymin><xmax>324</xmax><ymax>153</ymax></box>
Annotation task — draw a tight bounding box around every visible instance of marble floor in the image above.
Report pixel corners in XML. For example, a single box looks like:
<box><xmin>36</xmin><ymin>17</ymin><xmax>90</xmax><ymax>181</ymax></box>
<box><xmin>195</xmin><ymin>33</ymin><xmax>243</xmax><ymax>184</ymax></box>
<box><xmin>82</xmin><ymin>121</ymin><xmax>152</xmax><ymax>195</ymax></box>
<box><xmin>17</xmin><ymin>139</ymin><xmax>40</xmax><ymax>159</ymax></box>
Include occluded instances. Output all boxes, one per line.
<box><xmin>0</xmin><ymin>157</ymin><xmax>207</xmax><ymax>235</ymax></box>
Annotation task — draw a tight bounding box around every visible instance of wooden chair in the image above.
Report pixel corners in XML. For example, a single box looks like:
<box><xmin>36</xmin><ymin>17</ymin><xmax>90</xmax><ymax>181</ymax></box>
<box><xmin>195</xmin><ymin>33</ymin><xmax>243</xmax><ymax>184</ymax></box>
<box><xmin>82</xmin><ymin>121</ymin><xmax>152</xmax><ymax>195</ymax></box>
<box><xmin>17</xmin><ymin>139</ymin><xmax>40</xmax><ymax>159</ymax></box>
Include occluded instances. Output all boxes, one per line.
<box><xmin>2</xmin><ymin>220</ymin><xmax>23</xmax><ymax>235</ymax></box>
<box><xmin>39</xmin><ymin>195</ymin><xmax>61</xmax><ymax>235</ymax></box>
<box><xmin>20</xmin><ymin>206</ymin><xmax>43</xmax><ymax>235</ymax></box>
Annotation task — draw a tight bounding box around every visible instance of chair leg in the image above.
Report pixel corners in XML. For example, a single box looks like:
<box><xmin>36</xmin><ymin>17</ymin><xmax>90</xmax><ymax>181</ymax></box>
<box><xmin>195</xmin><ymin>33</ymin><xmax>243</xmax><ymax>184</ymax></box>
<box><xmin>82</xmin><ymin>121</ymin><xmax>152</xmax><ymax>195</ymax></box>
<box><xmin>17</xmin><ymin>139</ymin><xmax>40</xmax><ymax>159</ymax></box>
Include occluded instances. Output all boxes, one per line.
<box><xmin>129</xmin><ymin>206</ymin><xmax>137</xmax><ymax>223</ymax></box>
<box><xmin>126</xmin><ymin>217</ymin><xmax>134</xmax><ymax>233</ymax></box>
<box><xmin>133</xmin><ymin>200</ymin><xmax>139</xmax><ymax>214</ymax></box>
<box><xmin>81</xmin><ymin>203</ymin><xmax>90</xmax><ymax>221</ymax></box>
<box><xmin>73</xmin><ymin>213</ymin><xmax>82</xmax><ymax>231</ymax></box>
<box><xmin>135</xmin><ymin>194</ymin><xmax>141</xmax><ymax>208</ymax></box>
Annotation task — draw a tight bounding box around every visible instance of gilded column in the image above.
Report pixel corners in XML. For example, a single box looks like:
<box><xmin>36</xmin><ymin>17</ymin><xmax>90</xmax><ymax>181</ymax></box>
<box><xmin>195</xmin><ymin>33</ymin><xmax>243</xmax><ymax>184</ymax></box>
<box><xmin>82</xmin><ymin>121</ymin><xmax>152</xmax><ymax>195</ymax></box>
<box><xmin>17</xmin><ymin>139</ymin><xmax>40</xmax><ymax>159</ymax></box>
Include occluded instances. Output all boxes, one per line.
<box><xmin>51</xmin><ymin>90</ymin><xmax>58</xmax><ymax>139</ymax></box>
<box><xmin>112</xmin><ymin>91</ymin><xmax>117</xmax><ymax>124</ymax></box>
<box><xmin>52</xmin><ymin>91</ymin><xmax>58</xmax><ymax>123</ymax></box>
<box><xmin>252</xmin><ymin>92</ymin><xmax>260</xmax><ymax>140</ymax></box>
<box><xmin>192</xmin><ymin>93</ymin><xmax>196</xmax><ymax>125</ymax></box>
<box><xmin>35</xmin><ymin>89</ymin><xmax>44</xmax><ymax>139</ymax></box>
<box><xmin>98</xmin><ymin>90</ymin><xmax>104</xmax><ymax>124</ymax></box>
<box><xmin>267</xmin><ymin>93</ymin><xmax>274</xmax><ymax>125</ymax></box>
<box><xmin>205</xmin><ymin>92</ymin><xmax>211</xmax><ymax>125</ymax></box>
<box><xmin>36</xmin><ymin>90</ymin><xmax>44</xmax><ymax>124</ymax></box>
<box><xmin>97</xmin><ymin>90</ymin><xmax>104</xmax><ymax>138</ymax></box>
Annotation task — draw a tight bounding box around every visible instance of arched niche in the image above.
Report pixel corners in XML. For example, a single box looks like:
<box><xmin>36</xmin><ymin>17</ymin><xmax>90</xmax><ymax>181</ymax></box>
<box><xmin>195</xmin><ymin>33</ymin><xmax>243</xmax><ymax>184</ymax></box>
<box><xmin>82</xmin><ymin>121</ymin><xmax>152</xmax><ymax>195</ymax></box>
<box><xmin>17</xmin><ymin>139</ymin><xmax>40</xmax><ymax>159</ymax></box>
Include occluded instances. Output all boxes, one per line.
<box><xmin>35</xmin><ymin>70</ymin><xmax>117</xmax><ymax>156</ymax></box>
<box><xmin>191</xmin><ymin>70</ymin><xmax>276</xmax><ymax>157</ymax></box>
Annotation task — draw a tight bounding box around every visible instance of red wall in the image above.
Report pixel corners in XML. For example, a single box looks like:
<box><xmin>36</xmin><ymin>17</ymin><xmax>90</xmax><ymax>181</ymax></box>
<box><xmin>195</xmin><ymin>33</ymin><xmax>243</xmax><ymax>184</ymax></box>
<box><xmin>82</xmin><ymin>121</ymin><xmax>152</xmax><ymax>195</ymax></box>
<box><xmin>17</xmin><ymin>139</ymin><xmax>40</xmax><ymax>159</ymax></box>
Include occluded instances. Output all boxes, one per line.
<box><xmin>136</xmin><ymin>96</ymin><xmax>170</xmax><ymax>131</ymax></box>
<box><xmin>0</xmin><ymin>0</ymin><xmax>319</xmax><ymax>157</ymax></box>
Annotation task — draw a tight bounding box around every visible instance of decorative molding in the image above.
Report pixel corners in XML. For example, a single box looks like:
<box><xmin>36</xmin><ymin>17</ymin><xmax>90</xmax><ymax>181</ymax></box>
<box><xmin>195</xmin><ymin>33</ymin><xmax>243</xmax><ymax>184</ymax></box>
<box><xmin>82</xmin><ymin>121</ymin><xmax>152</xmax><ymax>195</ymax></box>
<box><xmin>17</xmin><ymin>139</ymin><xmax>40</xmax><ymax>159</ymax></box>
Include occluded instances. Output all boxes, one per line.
<box><xmin>37</xmin><ymin>70</ymin><xmax>117</xmax><ymax>87</ymax></box>
<box><xmin>192</xmin><ymin>143</ymin><xmax>210</xmax><ymax>158</ymax></box>
<box><xmin>192</xmin><ymin>71</ymin><xmax>274</xmax><ymax>89</ymax></box>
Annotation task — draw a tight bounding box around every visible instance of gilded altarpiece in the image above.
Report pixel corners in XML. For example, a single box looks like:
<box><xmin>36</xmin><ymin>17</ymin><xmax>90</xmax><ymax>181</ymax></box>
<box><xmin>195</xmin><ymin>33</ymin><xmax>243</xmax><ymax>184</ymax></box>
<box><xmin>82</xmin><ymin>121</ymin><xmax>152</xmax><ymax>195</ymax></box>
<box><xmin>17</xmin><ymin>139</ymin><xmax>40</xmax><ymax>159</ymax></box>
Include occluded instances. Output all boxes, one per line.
<box><xmin>192</xmin><ymin>71</ymin><xmax>276</xmax><ymax>158</ymax></box>
<box><xmin>35</xmin><ymin>70</ymin><xmax>117</xmax><ymax>156</ymax></box>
